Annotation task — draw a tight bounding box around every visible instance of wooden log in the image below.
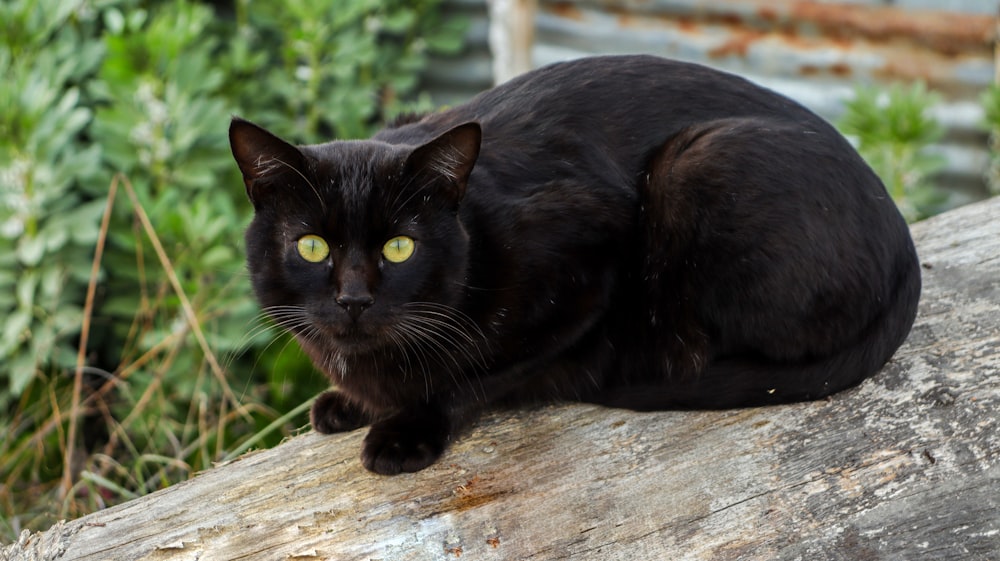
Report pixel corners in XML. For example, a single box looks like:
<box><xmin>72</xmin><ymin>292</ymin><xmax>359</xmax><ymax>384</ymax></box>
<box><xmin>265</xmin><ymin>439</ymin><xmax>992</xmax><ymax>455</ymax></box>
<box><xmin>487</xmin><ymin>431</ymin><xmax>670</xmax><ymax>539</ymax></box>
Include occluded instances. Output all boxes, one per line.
<box><xmin>5</xmin><ymin>196</ymin><xmax>1000</xmax><ymax>561</ymax></box>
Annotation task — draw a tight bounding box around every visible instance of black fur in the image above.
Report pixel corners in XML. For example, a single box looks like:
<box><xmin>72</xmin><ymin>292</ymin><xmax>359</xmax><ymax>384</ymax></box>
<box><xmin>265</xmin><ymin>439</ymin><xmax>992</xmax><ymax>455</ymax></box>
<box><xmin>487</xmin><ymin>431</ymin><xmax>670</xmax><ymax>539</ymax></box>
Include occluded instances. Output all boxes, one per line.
<box><xmin>229</xmin><ymin>55</ymin><xmax>920</xmax><ymax>475</ymax></box>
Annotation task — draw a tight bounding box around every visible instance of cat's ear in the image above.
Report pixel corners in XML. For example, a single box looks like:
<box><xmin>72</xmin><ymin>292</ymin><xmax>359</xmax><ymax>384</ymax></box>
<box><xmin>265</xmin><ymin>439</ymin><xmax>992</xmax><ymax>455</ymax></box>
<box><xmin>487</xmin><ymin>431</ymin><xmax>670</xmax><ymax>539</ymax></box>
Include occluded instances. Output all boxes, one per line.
<box><xmin>404</xmin><ymin>122</ymin><xmax>481</xmax><ymax>204</ymax></box>
<box><xmin>229</xmin><ymin>117</ymin><xmax>307</xmax><ymax>204</ymax></box>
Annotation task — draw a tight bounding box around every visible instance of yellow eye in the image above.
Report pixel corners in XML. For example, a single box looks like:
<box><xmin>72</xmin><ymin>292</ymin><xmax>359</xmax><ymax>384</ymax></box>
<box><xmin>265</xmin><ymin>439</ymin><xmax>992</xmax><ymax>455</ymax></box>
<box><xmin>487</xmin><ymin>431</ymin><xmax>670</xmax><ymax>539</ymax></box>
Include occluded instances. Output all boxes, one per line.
<box><xmin>296</xmin><ymin>234</ymin><xmax>330</xmax><ymax>263</ymax></box>
<box><xmin>382</xmin><ymin>236</ymin><xmax>415</xmax><ymax>263</ymax></box>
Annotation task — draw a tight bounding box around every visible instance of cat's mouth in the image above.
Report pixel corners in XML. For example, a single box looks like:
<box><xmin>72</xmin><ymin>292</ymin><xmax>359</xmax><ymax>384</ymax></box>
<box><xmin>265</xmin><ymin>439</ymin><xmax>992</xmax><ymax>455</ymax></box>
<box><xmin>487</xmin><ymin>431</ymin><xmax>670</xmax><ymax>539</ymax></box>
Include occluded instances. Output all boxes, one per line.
<box><xmin>316</xmin><ymin>321</ymin><xmax>387</xmax><ymax>355</ymax></box>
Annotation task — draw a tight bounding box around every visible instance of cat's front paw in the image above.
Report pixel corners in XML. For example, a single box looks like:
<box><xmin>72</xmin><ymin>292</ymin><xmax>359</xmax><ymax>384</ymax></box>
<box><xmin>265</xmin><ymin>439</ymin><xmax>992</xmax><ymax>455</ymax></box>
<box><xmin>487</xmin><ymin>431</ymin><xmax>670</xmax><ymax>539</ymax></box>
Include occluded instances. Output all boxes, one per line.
<box><xmin>361</xmin><ymin>411</ymin><xmax>450</xmax><ymax>475</ymax></box>
<box><xmin>310</xmin><ymin>391</ymin><xmax>371</xmax><ymax>434</ymax></box>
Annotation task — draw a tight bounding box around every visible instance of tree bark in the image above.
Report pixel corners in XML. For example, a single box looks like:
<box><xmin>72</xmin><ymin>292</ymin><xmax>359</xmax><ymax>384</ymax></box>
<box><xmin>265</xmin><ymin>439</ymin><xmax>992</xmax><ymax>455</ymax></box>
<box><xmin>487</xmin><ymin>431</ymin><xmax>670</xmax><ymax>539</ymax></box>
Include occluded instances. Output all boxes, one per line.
<box><xmin>5</xmin><ymin>196</ymin><xmax>1000</xmax><ymax>561</ymax></box>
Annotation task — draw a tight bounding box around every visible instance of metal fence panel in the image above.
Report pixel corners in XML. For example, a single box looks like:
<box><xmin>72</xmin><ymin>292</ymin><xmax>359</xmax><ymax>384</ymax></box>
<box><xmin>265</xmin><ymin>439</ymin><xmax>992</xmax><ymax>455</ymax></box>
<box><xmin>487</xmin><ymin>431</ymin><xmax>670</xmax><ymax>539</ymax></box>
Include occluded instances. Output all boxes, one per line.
<box><xmin>423</xmin><ymin>0</ymin><xmax>495</xmax><ymax>105</ymax></box>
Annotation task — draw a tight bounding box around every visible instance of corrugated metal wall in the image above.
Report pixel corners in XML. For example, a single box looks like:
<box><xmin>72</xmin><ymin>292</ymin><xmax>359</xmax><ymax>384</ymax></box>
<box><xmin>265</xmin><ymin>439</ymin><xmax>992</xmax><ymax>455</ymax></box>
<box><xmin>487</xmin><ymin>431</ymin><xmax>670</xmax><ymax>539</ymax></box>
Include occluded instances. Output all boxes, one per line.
<box><xmin>424</xmin><ymin>0</ymin><xmax>494</xmax><ymax>104</ymax></box>
<box><xmin>426</xmin><ymin>0</ymin><xmax>998</xmax><ymax>204</ymax></box>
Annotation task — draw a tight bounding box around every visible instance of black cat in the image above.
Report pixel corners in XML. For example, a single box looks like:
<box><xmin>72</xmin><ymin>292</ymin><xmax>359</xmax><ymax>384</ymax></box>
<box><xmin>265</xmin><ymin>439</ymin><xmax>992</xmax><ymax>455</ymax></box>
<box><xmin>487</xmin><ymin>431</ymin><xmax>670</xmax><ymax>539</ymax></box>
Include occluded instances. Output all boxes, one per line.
<box><xmin>229</xmin><ymin>55</ymin><xmax>920</xmax><ymax>475</ymax></box>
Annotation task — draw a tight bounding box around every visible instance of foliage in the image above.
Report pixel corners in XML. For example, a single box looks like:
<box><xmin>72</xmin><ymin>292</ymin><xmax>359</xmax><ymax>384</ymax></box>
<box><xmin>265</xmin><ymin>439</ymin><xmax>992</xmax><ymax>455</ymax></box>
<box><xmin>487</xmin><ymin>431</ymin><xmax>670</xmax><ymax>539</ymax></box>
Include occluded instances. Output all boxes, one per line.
<box><xmin>979</xmin><ymin>83</ymin><xmax>1000</xmax><ymax>196</ymax></box>
<box><xmin>837</xmin><ymin>82</ymin><xmax>945</xmax><ymax>222</ymax></box>
<box><xmin>0</xmin><ymin>0</ymin><xmax>465</xmax><ymax>543</ymax></box>
<box><xmin>0</xmin><ymin>0</ymin><xmax>106</xmax><ymax>405</ymax></box>
<box><xmin>227</xmin><ymin>0</ymin><xmax>467</xmax><ymax>141</ymax></box>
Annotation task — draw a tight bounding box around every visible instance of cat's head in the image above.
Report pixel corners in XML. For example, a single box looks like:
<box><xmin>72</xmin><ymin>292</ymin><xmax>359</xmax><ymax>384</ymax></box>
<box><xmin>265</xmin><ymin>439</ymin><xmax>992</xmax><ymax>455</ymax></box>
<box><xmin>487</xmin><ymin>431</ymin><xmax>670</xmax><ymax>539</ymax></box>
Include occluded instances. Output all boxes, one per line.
<box><xmin>229</xmin><ymin>118</ymin><xmax>481</xmax><ymax>358</ymax></box>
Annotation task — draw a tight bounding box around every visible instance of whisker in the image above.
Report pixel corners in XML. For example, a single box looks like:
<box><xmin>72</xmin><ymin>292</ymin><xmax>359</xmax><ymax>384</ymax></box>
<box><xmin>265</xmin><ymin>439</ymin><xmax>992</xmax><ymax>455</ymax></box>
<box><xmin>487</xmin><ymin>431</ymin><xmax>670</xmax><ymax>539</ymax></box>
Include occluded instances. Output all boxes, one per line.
<box><xmin>385</xmin><ymin>325</ymin><xmax>433</xmax><ymax>401</ymax></box>
<box><xmin>403</xmin><ymin>302</ymin><xmax>492</xmax><ymax>365</ymax></box>
<box><xmin>404</xmin><ymin>315</ymin><xmax>488</xmax><ymax>377</ymax></box>
<box><xmin>222</xmin><ymin>305</ymin><xmax>312</xmax><ymax>370</ymax></box>
<box><xmin>387</xmin><ymin>174</ymin><xmax>440</xmax><ymax>224</ymax></box>
<box><xmin>396</xmin><ymin>317</ymin><xmax>473</xmax><ymax>400</ymax></box>
<box><xmin>395</xmin><ymin>303</ymin><xmax>493</xmax><ymax>401</ymax></box>
<box><xmin>222</xmin><ymin>311</ymin><xmax>280</xmax><ymax>368</ymax></box>
<box><xmin>240</xmin><ymin>299</ymin><xmax>497</xmax><ymax>405</ymax></box>
<box><xmin>270</xmin><ymin>157</ymin><xmax>327</xmax><ymax>213</ymax></box>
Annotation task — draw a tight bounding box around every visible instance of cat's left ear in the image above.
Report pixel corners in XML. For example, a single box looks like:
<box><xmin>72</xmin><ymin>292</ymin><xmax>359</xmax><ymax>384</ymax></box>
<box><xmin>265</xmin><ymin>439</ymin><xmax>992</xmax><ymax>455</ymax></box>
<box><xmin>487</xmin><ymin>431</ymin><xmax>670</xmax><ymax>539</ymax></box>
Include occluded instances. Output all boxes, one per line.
<box><xmin>405</xmin><ymin>122</ymin><xmax>481</xmax><ymax>204</ymax></box>
<box><xmin>229</xmin><ymin>117</ymin><xmax>308</xmax><ymax>205</ymax></box>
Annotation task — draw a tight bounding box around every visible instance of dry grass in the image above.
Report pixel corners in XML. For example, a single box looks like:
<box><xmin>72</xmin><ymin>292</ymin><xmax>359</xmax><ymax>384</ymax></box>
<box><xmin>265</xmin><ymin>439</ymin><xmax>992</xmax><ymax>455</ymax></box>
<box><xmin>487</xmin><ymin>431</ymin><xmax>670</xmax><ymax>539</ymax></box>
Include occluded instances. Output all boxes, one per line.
<box><xmin>0</xmin><ymin>175</ymin><xmax>311</xmax><ymax>542</ymax></box>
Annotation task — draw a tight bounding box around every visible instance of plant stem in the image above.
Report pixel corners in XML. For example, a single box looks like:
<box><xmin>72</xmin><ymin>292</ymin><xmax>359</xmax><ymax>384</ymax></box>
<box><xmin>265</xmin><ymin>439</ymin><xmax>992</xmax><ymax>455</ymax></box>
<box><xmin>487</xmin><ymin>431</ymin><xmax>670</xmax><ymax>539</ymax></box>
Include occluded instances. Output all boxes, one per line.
<box><xmin>121</xmin><ymin>175</ymin><xmax>251</xmax><ymax>423</ymax></box>
<box><xmin>61</xmin><ymin>175</ymin><xmax>118</xmax><ymax>500</ymax></box>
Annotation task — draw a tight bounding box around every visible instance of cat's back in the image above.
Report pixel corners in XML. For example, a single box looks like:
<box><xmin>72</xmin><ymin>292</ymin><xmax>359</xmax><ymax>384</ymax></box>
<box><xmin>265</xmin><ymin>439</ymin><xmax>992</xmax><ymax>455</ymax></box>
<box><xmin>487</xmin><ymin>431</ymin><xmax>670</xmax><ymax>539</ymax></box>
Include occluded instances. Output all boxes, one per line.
<box><xmin>376</xmin><ymin>55</ymin><xmax>837</xmax><ymax>184</ymax></box>
<box><xmin>380</xmin><ymin>55</ymin><xmax>819</xmax><ymax>146</ymax></box>
<box><xmin>472</xmin><ymin>55</ymin><xmax>808</xmax><ymax>122</ymax></box>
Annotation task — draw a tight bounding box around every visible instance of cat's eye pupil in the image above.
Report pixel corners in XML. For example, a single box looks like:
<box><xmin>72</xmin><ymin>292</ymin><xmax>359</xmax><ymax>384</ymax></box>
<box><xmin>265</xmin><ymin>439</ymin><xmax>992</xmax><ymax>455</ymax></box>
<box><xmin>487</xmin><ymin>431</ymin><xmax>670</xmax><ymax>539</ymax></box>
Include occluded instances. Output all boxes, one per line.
<box><xmin>297</xmin><ymin>234</ymin><xmax>330</xmax><ymax>263</ymax></box>
<box><xmin>382</xmin><ymin>236</ymin><xmax>414</xmax><ymax>263</ymax></box>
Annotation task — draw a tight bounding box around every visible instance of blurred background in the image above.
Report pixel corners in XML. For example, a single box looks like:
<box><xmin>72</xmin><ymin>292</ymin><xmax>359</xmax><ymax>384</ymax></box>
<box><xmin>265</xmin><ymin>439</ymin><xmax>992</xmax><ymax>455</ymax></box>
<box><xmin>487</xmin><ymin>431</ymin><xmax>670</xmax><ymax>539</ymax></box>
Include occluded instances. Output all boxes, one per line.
<box><xmin>1</xmin><ymin>0</ymin><xmax>997</xmax><ymax>541</ymax></box>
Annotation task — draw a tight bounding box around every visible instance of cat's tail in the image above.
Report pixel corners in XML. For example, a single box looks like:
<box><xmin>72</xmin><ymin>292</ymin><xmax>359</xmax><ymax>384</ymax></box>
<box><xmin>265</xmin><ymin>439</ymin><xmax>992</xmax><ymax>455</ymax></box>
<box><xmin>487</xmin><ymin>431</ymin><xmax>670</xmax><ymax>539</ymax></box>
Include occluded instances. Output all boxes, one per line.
<box><xmin>601</xmin><ymin>251</ymin><xmax>922</xmax><ymax>411</ymax></box>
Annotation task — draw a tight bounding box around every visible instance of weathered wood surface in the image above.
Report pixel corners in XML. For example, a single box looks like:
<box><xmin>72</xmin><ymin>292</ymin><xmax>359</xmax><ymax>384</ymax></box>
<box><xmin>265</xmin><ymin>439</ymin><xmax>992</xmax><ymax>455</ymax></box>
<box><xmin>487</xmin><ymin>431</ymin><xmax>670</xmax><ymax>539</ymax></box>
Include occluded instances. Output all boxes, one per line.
<box><xmin>5</xmin><ymin>196</ymin><xmax>1000</xmax><ymax>561</ymax></box>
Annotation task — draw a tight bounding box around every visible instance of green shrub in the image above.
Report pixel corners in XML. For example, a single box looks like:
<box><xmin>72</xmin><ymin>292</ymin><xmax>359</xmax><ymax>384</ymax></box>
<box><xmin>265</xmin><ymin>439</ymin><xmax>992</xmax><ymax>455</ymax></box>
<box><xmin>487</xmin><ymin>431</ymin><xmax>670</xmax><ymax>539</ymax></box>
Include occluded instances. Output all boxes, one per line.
<box><xmin>226</xmin><ymin>0</ymin><xmax>467</xmax><ymax>142</ymax></box>
<box><xmin>1</xmin><ymin>0</ymin><xmax>465</xmax><ymax>542</ymax></box>
<box><xmin>980</xmin><ymin>83</ymin><xmax>1000</xmax><ymax>195</ymax></box>
<box><xmin>0</xmin><ymin>0</ymin><xmax>106</xmax><ymax>404</ymax></box>
<box><xmin>837</xmin><ymin>82</ymin><xmax>945</xmax><ymax>222</ymax></box>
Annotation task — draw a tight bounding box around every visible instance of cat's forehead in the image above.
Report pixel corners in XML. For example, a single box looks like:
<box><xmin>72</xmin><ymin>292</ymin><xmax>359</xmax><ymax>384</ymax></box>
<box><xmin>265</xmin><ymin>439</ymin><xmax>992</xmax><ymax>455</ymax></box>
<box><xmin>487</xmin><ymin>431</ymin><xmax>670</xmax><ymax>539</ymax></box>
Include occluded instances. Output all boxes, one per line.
<box><xmin>302</xmin><ymin>140</ymin><xmax>404</xmax><ymax>180</ymax></box>
<box><xmin>304</xmin><ymin>140</ymin><xmax>400</xmax><ymax>197</ymax></box>
<box><xmin>293</xmin><ymin>140</ymin><xmax>411</xmax><ymax>233</ymax></box>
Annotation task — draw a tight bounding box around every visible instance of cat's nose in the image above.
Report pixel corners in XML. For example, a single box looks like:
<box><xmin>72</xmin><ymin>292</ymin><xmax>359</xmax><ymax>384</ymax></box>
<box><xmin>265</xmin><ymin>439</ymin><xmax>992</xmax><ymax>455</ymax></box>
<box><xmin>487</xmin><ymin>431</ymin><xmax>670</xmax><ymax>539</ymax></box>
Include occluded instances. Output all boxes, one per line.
<box><xmin>336</xmin><ymin>293</ymin><xmax>374</xmax><ymax>320</ymax></box>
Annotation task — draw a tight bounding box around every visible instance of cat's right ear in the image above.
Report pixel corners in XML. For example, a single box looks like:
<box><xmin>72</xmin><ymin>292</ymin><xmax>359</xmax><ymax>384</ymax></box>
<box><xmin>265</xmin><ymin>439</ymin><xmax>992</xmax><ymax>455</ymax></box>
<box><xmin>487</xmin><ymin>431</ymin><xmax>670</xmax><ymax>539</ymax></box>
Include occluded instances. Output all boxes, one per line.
<box><xmin>229</xmin><ymin>117</ymin><xmax>307</xmax><ymax>205</ymax></box>
<box><xmin>404</xmin><ymin>122</ymin><xmax>482</xmax><ymax>205</ymax></box>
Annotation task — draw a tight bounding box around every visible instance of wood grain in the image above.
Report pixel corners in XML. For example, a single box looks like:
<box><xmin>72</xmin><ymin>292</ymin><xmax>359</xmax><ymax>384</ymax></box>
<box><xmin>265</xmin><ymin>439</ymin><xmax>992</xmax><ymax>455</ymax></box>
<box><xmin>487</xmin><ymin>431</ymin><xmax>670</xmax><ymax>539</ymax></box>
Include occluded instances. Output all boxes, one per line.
<box><xmin>5</xmin><ymin>196</ymin><xmax>999</xmax><ymax>561</ymax></box>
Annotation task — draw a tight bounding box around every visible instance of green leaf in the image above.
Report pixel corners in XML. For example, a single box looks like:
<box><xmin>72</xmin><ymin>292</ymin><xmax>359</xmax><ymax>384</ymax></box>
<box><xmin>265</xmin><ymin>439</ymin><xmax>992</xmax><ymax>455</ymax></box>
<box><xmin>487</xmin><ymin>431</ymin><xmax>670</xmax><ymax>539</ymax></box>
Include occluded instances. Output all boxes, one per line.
<box><xmin>837</xmin><ymin>82</ymin><xmax>944</xmax><ymax>222</ymax></box>
<box><xmin>7</xmin><ymin>353</ymin><xmax>37</xmax><ymax>396</ymax></box>
<box><xmin>1</xmin><ymin>310</ymin><xmax>31</xmax><ymax>356</ymax></box>
<box><xmin>103</xmin><ymin>8</ymin><xmax>126</xmax><ymax>35</ymax></box>
<box><xmin>200</xmin><ymin>245</ymin><xmax>235</xmax><ymax>269</ymax></box>
<box><xmin>16</xmin><ymin>235</ymin><xmax>46</xmax><ymax>267</ymax></box>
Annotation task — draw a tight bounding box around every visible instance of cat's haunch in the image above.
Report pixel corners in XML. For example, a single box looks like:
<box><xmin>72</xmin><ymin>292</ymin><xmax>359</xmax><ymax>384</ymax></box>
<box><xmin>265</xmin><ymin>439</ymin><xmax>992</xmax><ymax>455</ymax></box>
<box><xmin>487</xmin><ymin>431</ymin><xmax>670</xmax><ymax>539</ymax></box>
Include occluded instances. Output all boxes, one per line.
<box><xmin>230</xmin><ymin>55</ymin><xmax>920</xmax><ymax>475</ymax></box>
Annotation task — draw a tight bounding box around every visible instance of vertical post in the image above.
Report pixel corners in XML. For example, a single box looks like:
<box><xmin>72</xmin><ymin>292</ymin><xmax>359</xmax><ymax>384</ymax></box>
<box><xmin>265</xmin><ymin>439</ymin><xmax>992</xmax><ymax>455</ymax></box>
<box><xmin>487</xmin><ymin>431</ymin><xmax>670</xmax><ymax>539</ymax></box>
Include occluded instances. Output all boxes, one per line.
<box><xmin>488</xmin><ymin>0</ymin><xmax>538</xmax><ymax>84</ymax></box>
<box><xmin>990</xmin><ymin>5</ymin><xmax>1000</xmax><ymax>194</ymax></box>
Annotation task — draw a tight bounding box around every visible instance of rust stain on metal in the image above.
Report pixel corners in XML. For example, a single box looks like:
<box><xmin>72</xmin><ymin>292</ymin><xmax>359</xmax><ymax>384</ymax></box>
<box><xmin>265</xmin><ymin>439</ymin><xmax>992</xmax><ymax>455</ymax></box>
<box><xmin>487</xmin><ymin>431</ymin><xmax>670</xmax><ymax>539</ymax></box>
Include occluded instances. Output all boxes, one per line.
<box><xmin>872</xmin><ymin>48</ymin><xmax>977</xmax><ymax>95</ymax></box>
<box><xmin>799</xmin><ymin>63</ymin><xmax>853</xmax><ymax>78</ymax></box>
<box><xmin>547</xmin><ymin>0</ymin><xmax>993</xmax><ymax>96</ymax></box>
<box><xmin>788</xmin><ymin>1</ymin><xmax>994</xmax><ymax>55</ymax></box>
<box><xmin>757</xmin><ymin>4</ymin><xmax>780</xmax><ymax>24</ymax></box>
<box><xmin>582</xmin><ymin>0</ymin><xmax>993</xmax><ymax>57</ymax></box>
<box><xmin>547</xmin><ymin>1</ymin><xmax>584</xmax><ymax>22</ymax></box>
<box><xmin>708</xmin><ymin>29</ymin><xmax>768</xmax><ymax>58</ymax></box>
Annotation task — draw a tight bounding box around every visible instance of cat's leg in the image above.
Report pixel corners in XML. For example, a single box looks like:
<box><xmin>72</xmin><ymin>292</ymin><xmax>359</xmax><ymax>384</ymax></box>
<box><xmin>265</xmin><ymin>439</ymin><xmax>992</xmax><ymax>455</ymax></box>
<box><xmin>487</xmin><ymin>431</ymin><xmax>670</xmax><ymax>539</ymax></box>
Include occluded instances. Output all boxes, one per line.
<box><xmin>361</xmin><ymin>403</ymin><xmax>456</xmax><ymax>475</ymax></box>
<box><xmin>360</xmin><ymin>317</ymin><xmax>616</xmax><ymax>474</ymax></box>
<box><xmin>311</xmin><ymin>382</ymin><xmax>480</xmax><ymax>474</ymax></box>
<box><xmin>362</xmin><ymin>388</ymin><xmax>499</xmax><ymax>474</ymax></box>
<box><xmin>310</xmin><ymin>390</ymin><xmax>374</xmax><ymax>434</ymax></box>
<box><xmin>360</xmin><ymin>353</ymin><xmax>563</xmax><ymax>474</ymax></box>
<box><xmin>309</xmin><ymin>390</ymin><xmax>459</xmax><ymax>473</ymax></box>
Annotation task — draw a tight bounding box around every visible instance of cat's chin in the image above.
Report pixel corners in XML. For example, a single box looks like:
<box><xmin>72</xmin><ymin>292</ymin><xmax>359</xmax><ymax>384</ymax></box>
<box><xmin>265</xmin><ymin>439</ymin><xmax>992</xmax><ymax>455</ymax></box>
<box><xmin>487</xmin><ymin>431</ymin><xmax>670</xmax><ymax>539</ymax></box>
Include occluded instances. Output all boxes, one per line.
<box><xmin>330</xmin><ymin>336</ymin><xmax>385</xmax><ymax>356</ymax></box>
